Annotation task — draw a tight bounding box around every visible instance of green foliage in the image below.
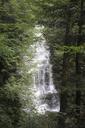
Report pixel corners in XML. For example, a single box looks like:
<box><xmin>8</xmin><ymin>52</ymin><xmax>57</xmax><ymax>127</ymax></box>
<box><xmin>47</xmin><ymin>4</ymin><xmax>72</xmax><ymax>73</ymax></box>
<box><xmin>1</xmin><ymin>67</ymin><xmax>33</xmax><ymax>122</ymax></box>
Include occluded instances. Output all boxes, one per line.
<box><xmin>55</xmin><ymin>45</ymin><xmax>85</xmax><ymax>55</ymax></box>
<box><xmin>0</xmin><ymin>0</ymin><xmax>36</xmax><ymax>128</ymax></box>
<box><xmin>0</xmin><ymin>85</ymin><xmax>21</xmax><ymax>128</ymax></box>
<box><xmin>0</xmin><ymin>0</ymin><xmax>85</xmax><ymax>128</ymax></box>
<box><xmin>34</xmin><ymin>0</ymin><xmax>85</xmax><ymax>128</ymax></box>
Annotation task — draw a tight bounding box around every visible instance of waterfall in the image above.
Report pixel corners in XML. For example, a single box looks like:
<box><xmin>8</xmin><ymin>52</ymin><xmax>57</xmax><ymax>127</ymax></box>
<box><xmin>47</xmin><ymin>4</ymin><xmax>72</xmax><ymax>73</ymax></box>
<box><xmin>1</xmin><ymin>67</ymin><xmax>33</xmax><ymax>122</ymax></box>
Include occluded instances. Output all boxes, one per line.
<box><xmin>29</xmin><ymin>26</ymin><xmax>60</xmax><ymax>114</ymax></box>
<box><xmin>23</xmin><ymin>26</ymin><xmax>60</xmax><ymax>114</ymax></box>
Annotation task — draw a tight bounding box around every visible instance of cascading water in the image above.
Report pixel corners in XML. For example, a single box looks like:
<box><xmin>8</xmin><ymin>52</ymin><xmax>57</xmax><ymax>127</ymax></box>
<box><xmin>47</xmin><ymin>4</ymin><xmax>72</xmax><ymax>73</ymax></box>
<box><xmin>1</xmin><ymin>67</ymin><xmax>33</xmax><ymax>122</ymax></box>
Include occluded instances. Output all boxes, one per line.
<box><xmin>22</xmin><ymin>26</ymin><xmax>60</xmax><ymax>114</ymax></box>
<box><xmin>29</xmin><ymin>26</ymin><xmax>60</xmax><ymax>114</ymax></box>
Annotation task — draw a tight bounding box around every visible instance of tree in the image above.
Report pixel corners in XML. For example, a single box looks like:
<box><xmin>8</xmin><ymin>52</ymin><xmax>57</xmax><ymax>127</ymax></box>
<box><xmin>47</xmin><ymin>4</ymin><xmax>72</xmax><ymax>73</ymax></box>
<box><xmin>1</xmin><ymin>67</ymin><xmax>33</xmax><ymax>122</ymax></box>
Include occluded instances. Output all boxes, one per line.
<box><xmin>0</xmin><ymin>0</ymin><xmax>36</xmax><ymax>127</ymax></box>
<box><xmin>34</xmin><ymin>0</ymin><xmax>85</xmax><ymax>128</ymax></box>
<box><xmin>75</xmin><ymin>0</ymin><xmax>84</xmax><ymax>128</ymax></box>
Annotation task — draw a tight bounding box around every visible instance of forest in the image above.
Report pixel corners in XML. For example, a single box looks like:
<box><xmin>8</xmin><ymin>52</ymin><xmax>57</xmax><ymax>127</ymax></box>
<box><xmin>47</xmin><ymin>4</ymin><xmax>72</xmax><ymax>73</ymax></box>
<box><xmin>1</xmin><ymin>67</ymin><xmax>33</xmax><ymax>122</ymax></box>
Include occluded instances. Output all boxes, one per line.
<box><xmin>0</xmin><ymin>0</ymin><xmax>85</xmax><ymax>128</ymax></box>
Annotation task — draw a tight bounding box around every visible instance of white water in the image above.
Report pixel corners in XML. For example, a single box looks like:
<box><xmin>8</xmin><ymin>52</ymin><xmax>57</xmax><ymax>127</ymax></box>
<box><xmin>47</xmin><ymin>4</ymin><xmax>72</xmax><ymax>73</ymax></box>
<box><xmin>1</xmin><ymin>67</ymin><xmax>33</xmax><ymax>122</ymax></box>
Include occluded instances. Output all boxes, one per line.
<box><xmin>28</xmin><ymin>26</ymin><xmax>60</xmax><ymax>114</ymax></box>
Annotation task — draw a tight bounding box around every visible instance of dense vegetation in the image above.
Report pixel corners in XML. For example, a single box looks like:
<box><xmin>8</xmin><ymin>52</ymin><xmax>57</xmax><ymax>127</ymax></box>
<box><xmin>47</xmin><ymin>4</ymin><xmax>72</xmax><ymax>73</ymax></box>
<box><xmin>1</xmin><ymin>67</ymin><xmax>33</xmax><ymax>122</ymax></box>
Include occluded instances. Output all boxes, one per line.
<box><xmin>35</xmin><ymin>0</ymin><xmax>85</xmax><ymax>128</ymax></box>
<box><xmin>0</xmin><ymin>0</ymin><xmax>85</xmax><ymax>128</ymax></box>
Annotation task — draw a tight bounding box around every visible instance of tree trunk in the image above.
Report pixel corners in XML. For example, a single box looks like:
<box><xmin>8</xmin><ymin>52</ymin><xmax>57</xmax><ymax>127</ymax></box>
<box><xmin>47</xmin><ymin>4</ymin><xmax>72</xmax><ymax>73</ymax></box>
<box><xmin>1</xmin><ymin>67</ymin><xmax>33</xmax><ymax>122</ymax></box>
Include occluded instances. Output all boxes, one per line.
<box><xmin>75</xmin><ymin>0</ymin><xmax>84</xmax><ymax>127</ymax></box>
<box><xmin>58</xmin><ymin>5</ymin><xmax>71</xmax><ymax>128</ymax></box>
